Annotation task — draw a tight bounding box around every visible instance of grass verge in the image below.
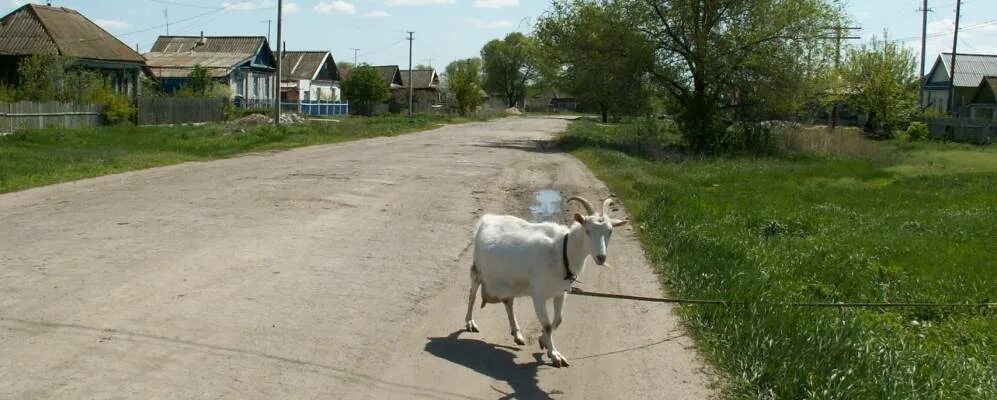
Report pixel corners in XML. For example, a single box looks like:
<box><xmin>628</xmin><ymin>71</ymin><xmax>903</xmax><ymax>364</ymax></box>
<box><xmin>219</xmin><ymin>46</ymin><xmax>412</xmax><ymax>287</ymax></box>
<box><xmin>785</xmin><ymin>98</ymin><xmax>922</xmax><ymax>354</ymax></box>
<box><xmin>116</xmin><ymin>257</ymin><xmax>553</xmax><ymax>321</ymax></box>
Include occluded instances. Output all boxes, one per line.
<box><xmin>0</xmin><ymin>114</ymin><xmax>493</xmax><ymax>194</ymax></box>
<box><xmin>561</xmin><ymin>119</ymin><xmax>995</xmax><ymax>399</ymax></box>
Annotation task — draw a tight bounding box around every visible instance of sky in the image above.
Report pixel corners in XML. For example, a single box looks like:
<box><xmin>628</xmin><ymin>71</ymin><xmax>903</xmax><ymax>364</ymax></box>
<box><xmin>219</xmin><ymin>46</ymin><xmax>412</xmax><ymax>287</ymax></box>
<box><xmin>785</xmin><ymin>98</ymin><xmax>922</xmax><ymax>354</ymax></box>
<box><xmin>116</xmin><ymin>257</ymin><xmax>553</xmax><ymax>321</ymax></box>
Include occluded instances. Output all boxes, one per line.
<box><xmin>5</xmin><ymin>0</ymin><xmax>996</xmax><ymax>73</ymax></box>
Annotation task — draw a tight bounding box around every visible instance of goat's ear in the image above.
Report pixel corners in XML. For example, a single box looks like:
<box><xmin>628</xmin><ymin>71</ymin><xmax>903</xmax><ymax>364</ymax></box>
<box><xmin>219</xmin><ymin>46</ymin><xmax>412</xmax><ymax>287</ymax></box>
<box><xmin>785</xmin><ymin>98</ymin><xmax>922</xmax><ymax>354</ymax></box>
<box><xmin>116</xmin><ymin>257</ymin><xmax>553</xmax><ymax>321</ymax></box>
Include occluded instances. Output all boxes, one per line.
<box><xmin>573</xmin><ymin>213</ymin><xmax>586</xmax><ymax>224</ymax></box>
<box><xmin>611</xmin><ymin>218</ymin><xmax>629</xmax><ymax>227</ymax></box>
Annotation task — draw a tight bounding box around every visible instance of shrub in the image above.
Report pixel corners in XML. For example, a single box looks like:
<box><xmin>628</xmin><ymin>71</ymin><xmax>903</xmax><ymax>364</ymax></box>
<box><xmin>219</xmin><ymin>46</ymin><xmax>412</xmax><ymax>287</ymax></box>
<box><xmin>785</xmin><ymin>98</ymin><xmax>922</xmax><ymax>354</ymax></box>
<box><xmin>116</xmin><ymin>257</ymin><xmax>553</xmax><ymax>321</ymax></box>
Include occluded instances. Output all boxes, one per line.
<box><xmin>906</xmin><ymin>121</ymin><xmax>928</xmax><ymax>141</ymax></box>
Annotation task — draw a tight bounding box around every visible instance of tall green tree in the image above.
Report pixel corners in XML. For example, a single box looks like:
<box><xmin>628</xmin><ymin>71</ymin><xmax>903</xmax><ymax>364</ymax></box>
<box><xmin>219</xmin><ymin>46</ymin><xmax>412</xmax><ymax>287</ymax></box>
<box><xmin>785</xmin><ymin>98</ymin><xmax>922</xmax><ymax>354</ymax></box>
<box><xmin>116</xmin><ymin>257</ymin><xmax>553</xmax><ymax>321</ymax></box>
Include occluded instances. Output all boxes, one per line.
<box><xmin>840</xmin><ymin>36</ymin><xmax>919</xmax><ymax>134</ymax></box>
<box><xmin>445</xmin><ymin>58</ymin><xmax>486</xmax><ymax>116</ymax></box>
<box><xmin>535</xmin><ymin>0</ymin><xmax>656</xmax><ymax>122</ymax></box>
<box><xmin>341</xmin><ymin>64</ymin><xmax>389</xmax><ymax>115</ymax></box>
<box><xmin>636</xmin><ymin>0</ymin><xmax>843</xmax><ymax>153</ymax></box>
<box><xmin>481</xmin><ymin>32</ymin><xmax>539</xmax><ymax>108</ymax></box>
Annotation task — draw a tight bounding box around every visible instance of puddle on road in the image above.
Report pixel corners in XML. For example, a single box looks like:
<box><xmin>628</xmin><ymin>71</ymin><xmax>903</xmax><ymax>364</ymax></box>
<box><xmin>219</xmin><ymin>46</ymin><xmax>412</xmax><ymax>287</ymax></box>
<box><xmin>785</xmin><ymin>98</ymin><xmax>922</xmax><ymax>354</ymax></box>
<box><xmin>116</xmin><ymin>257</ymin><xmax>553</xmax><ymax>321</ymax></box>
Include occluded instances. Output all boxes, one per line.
<box><xmin>529</xmin><ymin>189</ymin><xmax>562</xmax><ymax>223</ymax></box>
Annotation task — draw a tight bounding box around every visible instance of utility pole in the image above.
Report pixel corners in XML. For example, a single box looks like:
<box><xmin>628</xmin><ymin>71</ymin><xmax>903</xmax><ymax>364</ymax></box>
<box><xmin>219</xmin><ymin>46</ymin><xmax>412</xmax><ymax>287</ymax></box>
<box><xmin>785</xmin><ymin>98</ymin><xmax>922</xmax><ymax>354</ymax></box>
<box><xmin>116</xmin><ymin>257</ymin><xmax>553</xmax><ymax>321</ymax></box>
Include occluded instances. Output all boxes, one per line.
<box><xmin>350</xmin><ymin>48</ymin><xmax>360</xmax><ymax>66</ymax></box>
<box><xmin>275</xmin><ymin>0</ymin><xmax>283</xmax><ymax>126</ymax></box>
<box><xmin>164</xmin><ymin>9</ymin><xmax>169</xmax><ymax>35</ymax></box>
<box><xmin>919</xmin><ymin>1</ymin><xmax>932</xmax><ymax>108</ymax></box>
<box><xmin>407</xmin><ymin>31</ymin><xmax>414</xmax><ymax>116</ymax></box>
<box><xmin>827</xmin><ymin>25</ymin><xmax>861</xmax><ymax>130</ymax></box>
<box><xmin>948</xmin><ymin>0</ymin><xmax>962</xmax><ymax>115</ymax></box>
<box><xmin>261</xmin><ymin>20</ymin><xmax>272</xmax><ymax>45</ymax></box>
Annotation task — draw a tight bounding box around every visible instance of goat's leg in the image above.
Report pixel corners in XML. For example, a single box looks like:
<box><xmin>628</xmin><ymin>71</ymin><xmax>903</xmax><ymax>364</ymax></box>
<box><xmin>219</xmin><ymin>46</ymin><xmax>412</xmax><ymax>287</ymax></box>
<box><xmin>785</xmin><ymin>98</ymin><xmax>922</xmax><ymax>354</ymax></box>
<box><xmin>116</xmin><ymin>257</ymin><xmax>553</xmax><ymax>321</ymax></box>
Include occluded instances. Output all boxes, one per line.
<box><xmin>464</xmin><ymin>265</ymin><xmax>480</xmax><ymax>332</ymax></box>
<box><xmin>532</xmin><ymin>294</ymin><xmax>569</xmax><ymax>367</ymax></box>
<box><xmin>552</xmin><ymin>291</ymin><xmax>566</xmax><ymax>330</ymax></box>
<box><xmin>503</xmin><ymin>299</ymin><xmax>526</xmax><ymax>345</ymax></box>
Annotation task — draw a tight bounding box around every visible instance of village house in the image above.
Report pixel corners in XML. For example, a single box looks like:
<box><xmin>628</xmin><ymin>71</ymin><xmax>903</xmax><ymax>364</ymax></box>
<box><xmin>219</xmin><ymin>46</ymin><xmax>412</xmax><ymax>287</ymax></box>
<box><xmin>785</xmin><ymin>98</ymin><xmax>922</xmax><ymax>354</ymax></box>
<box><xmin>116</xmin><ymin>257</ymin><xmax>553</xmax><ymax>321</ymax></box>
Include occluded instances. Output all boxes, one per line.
<box><xmin>398</xmin><ymin>68</ymin><xmax>442</xmax><ymax>112</ymax></box>
<box><xmin>280</xmin><ymin>51</ymin><xmax>341</xmax><ymax>102</ymax></box>
<box><xmin>965</xmin><ymin>76</ymin><xmax>997</xmax><ymax>121</ymax></box>
<box><xmin>143</xmin><ymin>34</ymin><xmax>276</xmax><ymax>106</ymax></box>
<box><xmin>0</xmin><ymin>4</ymin><xmax>146</xmax><ymax>97</ymax></box>
<box><xmin>922</xmin><ymin>52</ymin><xmax>997</xmax><ymax>114</ymax></box>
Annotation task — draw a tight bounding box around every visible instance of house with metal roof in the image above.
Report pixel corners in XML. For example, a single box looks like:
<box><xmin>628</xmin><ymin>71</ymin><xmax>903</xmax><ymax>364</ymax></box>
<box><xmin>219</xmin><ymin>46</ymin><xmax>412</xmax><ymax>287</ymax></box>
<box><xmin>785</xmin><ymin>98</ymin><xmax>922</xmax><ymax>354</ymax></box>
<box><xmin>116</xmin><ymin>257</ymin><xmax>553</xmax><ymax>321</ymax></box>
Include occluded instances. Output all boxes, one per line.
<box><xmin>143</xmin><ymin>34</ymin><xmax>276</xmax><ymax>105</ymax></box>
<box><xmin>398</xmin><ymin>69</ymin><xmax>442</xmax><ymax>112</ymax></box>
<box><xmin>923</xmin><ymin>52</ymin><xmax>997</xmax><ymax>114</ymax></box>
<box><xmin>0</xmin><ymin>4</ymin><xmax>147</xmax><ymax>97</ymax></box>
<box><xmin>280</xmin><ymin>51</ymin><xmax>341</xmax><ymax>102</ymax></box>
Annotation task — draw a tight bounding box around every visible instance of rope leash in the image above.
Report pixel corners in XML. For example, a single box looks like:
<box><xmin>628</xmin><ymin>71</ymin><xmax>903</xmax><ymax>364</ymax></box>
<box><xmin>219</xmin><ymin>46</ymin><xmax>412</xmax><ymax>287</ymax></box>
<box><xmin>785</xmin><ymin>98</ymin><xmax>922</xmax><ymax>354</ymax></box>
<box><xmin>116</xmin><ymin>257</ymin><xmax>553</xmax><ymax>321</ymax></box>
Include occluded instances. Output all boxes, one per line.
<box><xmin>569</xmin><ymin>287</ymin><xmax>996</xmax><ymax>309</ymax></box>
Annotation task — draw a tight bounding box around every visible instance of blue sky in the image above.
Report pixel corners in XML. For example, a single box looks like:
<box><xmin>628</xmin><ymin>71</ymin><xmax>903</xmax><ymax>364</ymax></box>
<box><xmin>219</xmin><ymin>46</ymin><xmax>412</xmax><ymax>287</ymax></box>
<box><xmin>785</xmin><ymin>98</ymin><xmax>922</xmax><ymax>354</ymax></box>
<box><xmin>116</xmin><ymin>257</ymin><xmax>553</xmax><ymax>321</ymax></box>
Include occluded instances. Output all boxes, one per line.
<box><xmin>6</xmin><ymin>0</ymin><xmax>997</xmax><ymax>72</ymax></box>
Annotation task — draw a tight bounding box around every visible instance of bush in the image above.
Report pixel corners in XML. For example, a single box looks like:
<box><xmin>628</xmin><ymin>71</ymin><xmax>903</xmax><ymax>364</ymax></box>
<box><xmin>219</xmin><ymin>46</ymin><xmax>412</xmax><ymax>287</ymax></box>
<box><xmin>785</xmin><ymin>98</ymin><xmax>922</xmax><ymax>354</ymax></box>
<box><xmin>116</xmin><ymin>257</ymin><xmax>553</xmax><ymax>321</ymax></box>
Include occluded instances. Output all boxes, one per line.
<box><xmin>906</xmin><ymin>121</ymin><xmax>928</xmax><ymax>141</ymax></box>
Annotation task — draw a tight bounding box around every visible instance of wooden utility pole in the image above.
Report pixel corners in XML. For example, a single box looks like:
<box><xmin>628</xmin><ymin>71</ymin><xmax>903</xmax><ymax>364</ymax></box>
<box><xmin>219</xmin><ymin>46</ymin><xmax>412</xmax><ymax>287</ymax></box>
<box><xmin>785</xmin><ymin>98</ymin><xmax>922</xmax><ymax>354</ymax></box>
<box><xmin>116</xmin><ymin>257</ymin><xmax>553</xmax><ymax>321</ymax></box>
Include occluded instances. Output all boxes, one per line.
<box><xmin>948</xmin><ymin>0</ymin><xmax>962</xmax><ymax>115</ymax></box>
<box><xmin>406</xmin><ymin>31</ymin><xmax>414</xmax><ymax>116</ymax></box>
<box><xmin>350</xmin><ymin>48</ymin><xmax>360</xmax><ymax>66</ymax></box>
<box><xmin>261</xmin><ymin>20</ymin><xmax>272</xmax><ymax>45</ymax></box>
<box><xmin>275</xmin><ymin>0</ymin><xmax>283</xmax><ymax>126</ymax></box>
<box><xmin>919</xmin><ymin>1</ymin><xmax>932</xmax><ymax>107</ymax></box>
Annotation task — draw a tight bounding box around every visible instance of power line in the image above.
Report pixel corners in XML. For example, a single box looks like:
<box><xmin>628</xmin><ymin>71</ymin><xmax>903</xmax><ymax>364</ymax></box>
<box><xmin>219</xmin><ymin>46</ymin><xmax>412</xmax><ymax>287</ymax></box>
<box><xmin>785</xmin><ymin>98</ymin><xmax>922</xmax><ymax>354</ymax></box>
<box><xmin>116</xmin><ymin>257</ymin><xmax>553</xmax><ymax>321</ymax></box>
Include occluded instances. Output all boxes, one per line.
<box><xmin>148</xmin><ymin>0</ymin><xmax>220</xmax><ymax>10</ymax></box>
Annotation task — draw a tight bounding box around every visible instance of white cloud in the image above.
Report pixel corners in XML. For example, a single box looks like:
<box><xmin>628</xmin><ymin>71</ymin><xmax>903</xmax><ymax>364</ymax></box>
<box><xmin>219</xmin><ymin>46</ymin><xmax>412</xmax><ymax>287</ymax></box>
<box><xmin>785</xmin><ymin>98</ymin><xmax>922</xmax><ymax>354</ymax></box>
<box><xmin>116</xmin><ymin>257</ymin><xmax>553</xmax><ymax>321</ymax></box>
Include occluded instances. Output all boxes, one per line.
<box><xmin>314</xmin><ymin>1</ymin><xmax>356</xmax><ymax>14</ymax></box>
<box><xmin>222</xmin><ymin>0</ymin><xmax>272</xmax><ymax>11</ymax></box>
<box><xmin>473</xmin><ymin>0</ymin><xmax>517</xmax><ymax>8</ymax></box>
<box><xmin>283</xmin><ymin>2</ymin><xmax>299</xmax><ymax>13</ymax></box>
<box><xmin>94</xmin><ymin>19</ymin><xmax>130</xmax><ymax>32</ymax></box>
<box><xmin>364</xmin><ymin>10</ymin><xmax>390</xmax><ymax>18</ymax></box>
<box><xmin>462</xmin><ymin>17</ymin><xmax>513</xmax><ymax>29</ymax></box>
<box><xmin>387</xmin><ymin>0</ymin><xmax>455</xmax><ymax>6</ymax></box>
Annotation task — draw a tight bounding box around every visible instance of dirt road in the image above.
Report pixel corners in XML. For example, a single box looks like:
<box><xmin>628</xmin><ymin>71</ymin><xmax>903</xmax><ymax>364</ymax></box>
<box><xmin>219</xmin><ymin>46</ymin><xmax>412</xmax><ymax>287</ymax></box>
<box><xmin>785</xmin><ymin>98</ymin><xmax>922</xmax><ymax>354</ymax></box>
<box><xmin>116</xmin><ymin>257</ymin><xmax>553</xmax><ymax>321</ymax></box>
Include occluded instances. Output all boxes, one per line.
<box><xmin>0</xmin><ymin>117</ymin><xmax>712</xmax><ymax>399</ymax></box>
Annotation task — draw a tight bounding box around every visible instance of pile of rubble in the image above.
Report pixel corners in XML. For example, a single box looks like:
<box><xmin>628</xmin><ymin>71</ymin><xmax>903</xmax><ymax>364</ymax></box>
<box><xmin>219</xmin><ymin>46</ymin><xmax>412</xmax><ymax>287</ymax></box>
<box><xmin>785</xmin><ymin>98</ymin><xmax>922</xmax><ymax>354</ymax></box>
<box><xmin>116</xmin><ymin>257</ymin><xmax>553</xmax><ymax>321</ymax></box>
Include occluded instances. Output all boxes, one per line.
<box><xmin>504</xmin><ymin>107</ymin><xmax>522</xmax><ymax>115</ymax></box>
<box><xmin>231</xmin><ymin>112</ymin><xmax>307</xmax><ymax>126</ymax></box>
<box><xmin>279</xmin><ymin>113</ymin><xmax>306</xmax><ymax>124</ymax></box>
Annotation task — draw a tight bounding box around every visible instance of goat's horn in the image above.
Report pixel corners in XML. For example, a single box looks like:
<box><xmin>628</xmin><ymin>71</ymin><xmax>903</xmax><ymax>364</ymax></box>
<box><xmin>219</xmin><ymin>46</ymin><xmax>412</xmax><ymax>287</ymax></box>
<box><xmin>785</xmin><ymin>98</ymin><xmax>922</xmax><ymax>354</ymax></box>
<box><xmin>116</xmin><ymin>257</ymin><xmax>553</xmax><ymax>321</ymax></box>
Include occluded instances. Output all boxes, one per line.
<box><xmin>567</xmin><ymin>196</ymin><xmax>595</xmax><ymax>215</ymax></box>
<box><xmin>603</xmin><ymin>198</ymin><xmax>613</xmax><ymax>216</ymax></box>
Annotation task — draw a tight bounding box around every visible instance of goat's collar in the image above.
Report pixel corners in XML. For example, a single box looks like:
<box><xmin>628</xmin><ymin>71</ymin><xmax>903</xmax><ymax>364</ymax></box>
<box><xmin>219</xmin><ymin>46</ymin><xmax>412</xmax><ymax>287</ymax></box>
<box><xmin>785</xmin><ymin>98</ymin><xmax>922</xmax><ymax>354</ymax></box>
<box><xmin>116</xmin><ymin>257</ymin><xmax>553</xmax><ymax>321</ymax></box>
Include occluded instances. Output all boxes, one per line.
<box><xmin>562</xmin><ymin>233</ymin><xmax>576</xmax><ymax>282</ymax></box>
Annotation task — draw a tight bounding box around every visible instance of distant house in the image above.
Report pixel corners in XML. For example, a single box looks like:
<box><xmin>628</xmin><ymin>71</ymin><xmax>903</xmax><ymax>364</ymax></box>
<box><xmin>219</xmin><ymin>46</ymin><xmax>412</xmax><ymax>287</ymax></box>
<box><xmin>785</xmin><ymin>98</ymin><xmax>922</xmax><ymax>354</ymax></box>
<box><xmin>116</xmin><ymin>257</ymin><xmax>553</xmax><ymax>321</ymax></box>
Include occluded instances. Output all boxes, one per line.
<box><xmin>529</xmin><ymin>89</ymin><xmax>577</xmax><ymax>113</ymax></box>
<box><xmin>0</xmin><ymin>4</ymin><xmax>147</xmax><ymax>97</ymax></box>
<box><xmin>373</xmin><ymin>65</ymin><xmax>404</xmax><ymax>89</ymax></box>
<box><xmin>280</xmin><ymin>51</ymin><xmax>341</xmax><ymax>102</ymax></box>
<box><xmin>398</xmin><ymin>69</ymin><xmax>441</xmax><ymax>112</ymax></box>
<box><xmin>965</xmin><ymin>76</ymin><xmax>997</xmax><ymax>121</ymax></box>
<box><xmin>143</xmin><ymin>34</ymin><xmax>276</xmax><ymax>105</ymax></box>
<box><xmin>922</xmin><ymin>53</ymin><xmax>997</xmax><ymax>114</ymax></box>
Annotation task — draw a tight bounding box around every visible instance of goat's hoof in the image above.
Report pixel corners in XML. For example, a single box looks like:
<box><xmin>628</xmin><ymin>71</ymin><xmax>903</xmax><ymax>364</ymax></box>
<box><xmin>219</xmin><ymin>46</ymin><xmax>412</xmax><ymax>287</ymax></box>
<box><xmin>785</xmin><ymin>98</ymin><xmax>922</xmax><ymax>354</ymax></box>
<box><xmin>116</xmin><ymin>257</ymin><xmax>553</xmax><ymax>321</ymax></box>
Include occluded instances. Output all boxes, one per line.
<box><xmin>550</xmin><ymin>351</ymin><xmax>570</xmax><ymax>368</ymax></box>
<box><xmin>513</xmin><ymin>334</ymin><xmax>526</xmax><ymax>346</ymax></box>
<box><xmin>465</xmin><ymin>320</ymin><xmax>480</xmax><ymax>333</ymax></box>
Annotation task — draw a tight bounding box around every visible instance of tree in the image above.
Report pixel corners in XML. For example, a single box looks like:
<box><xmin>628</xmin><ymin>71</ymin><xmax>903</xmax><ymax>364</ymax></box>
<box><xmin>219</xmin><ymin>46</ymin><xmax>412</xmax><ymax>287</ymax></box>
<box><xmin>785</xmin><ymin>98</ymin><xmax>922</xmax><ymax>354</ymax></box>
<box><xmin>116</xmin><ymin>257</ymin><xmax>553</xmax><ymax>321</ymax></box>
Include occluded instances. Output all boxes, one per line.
<box><xmin>445</xmin><ymin>58</ymin><xmax>486</xmax><ymax>116</ymax></box>
<box><xmin>535</xmin><ymin>0</ymin><xmax>656</xmax><ymax>122</ymax></box>
<box><xmin>635</xmin><ymin>0</ymin><xmax>843</xmax><ymax>153</ymax></box>
<box><xmin>481</xmin><ymin>32</ymin><xmax>540</xmax><ymax>108</ymax></box>
<box><xmin>839</xmin><ymin>35</ymin><xmax>918</xmax><ymax>135</ymax></box>
<box><xmin>336</xmin><ymin>61</ymin><xmax>354</xmax><ymax>71</ymax></box>
<box><xmin>341</xmin><ymin>64</ymin><xmax>388</xmax><ymax>115</ymax></box>
<box><xmin>178</xmin><ymin>64</ymin><xmax>213</xmax><ymax>97</ymax></box>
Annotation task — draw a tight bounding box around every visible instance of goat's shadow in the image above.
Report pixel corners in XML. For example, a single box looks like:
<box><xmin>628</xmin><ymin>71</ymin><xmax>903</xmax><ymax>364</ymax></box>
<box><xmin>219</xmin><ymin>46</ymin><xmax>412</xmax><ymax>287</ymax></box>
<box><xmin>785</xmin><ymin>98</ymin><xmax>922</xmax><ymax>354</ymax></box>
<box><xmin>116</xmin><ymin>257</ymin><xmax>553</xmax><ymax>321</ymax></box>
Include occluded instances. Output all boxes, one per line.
<box><xmin>425</xmin><ymin>330</ymin><xmax>555</xmax><ymax>400</ymax></box>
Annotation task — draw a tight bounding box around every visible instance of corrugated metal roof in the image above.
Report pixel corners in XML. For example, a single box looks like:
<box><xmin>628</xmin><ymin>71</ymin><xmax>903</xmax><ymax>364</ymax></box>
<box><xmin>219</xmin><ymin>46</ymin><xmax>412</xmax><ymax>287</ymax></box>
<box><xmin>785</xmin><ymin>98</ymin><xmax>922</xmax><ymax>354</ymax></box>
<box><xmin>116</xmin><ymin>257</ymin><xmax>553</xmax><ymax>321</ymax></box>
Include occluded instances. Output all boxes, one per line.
<box><xmin>937</xmin><ymin>53</ymin><xmax>997</xmax><ymax>87</ymax></box>
<box><xmin>399</xmin><ymin>69</ymin><xmax>439</xmax><ymax>89</ymax></box>
<box><xmin>281</xmin><ymin>51</ymin><xmax>329</xmax><ymax>81</ymax></box>
<box><xmin>0</xmin><ymin>4</ymin><xmax>144</xmax><ymax>63</ymax></box>
<box><xmin>150</xmin><ymin>36</ymin><xmax>266</xmax><ymax>55</ymax></box>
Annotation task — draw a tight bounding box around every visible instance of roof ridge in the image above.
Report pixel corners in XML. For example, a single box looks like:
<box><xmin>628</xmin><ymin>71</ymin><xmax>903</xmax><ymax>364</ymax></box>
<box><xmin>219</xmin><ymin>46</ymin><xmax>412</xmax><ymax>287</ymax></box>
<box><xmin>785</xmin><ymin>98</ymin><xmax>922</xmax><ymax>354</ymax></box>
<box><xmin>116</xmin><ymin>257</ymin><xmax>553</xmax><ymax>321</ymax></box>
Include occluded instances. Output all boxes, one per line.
<box><xmin>940</xmin><ymin>52</ymin><xmax>997</xmax><ymax>58</ymax></box>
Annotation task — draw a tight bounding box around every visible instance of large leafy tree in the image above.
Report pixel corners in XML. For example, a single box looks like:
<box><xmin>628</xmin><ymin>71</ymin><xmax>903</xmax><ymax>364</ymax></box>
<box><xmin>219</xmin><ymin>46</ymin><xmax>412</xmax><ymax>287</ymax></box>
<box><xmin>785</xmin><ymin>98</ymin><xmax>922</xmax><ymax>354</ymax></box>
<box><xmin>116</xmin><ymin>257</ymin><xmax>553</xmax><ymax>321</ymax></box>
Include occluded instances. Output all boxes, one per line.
<box><xmin>535</xmin><ymin>0</ymin><xmax>656</xmax><ymax>122</ymax></box>
<box><xmin>445</xmin><ymin>58</ymin><xmax>486</xmax><ymax>116</ymax></box>
<box><xmin>341</xmin><ymin>64</ymin><xmax>389</xmax><ymax>115</ymax></box>
<box><xmin>840</xmin><ymin>36</ymin><xmax>918</xmax><ymax>134</ymax></box>
<box><xmin>481</xmin><ymin>32</ymin><xmax>539</xmax><ymax>108</ymax></box>
<box><xmin>636</xmin><ymin>0</ymin><xmax>843</xmax><ymax>153</ymax></box>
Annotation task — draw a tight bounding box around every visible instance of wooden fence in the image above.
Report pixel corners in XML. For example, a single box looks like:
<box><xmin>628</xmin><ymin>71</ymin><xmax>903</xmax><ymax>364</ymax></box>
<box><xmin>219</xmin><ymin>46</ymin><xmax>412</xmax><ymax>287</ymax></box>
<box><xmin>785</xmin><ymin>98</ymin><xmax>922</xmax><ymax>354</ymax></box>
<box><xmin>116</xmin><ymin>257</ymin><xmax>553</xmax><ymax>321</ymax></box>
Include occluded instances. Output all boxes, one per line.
<box><xmin>926</xmin><ymin>118</ymin><xmax>994</xmax><ymax>145</ymax></box>
<box><xmin>0</xmin><ymin>101</ymin><xmax>104</xmax><ymax>134</ymax></box>
<box><xmin>136</xmin><ymin>97</ymin><xmax>225</xmax><ymax>126</ymax></box>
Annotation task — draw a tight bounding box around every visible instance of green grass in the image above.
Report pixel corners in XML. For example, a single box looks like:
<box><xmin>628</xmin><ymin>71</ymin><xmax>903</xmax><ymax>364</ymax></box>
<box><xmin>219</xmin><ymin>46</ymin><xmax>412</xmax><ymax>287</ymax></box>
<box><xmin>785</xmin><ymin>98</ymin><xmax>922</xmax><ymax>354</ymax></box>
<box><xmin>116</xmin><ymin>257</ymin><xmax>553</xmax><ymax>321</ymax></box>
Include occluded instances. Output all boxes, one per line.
<box><xmin>561</xmin><ymin>120</ymin><xmax>996</xmax><ymax>399</ymax></box>
<box><xmin>0</xmin><ymin>114</ymin><xmax>492</xmax><ymax>193</ymax></box>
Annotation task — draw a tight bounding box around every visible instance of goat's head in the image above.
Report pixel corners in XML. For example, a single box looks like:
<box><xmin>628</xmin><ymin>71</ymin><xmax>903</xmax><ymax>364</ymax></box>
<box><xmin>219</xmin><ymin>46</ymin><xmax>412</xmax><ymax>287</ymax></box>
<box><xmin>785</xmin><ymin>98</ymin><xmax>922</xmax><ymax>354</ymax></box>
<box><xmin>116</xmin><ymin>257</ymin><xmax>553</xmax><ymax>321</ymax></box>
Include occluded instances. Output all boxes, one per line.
<box><xmin>567</xmin><ymin>196</ymin><xmax>629</xmax><ymax>266</ymax></box>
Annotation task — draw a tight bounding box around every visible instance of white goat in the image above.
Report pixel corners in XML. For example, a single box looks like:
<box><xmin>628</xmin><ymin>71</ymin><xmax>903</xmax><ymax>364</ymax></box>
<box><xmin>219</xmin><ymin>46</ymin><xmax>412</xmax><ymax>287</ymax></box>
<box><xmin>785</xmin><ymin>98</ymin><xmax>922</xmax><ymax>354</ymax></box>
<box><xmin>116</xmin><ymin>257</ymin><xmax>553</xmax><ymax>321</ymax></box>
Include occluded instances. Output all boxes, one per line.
<box><xmin>464</xmin><ymin>196</ymin><xmax>628</xmax><ymax>367</ymax></box>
